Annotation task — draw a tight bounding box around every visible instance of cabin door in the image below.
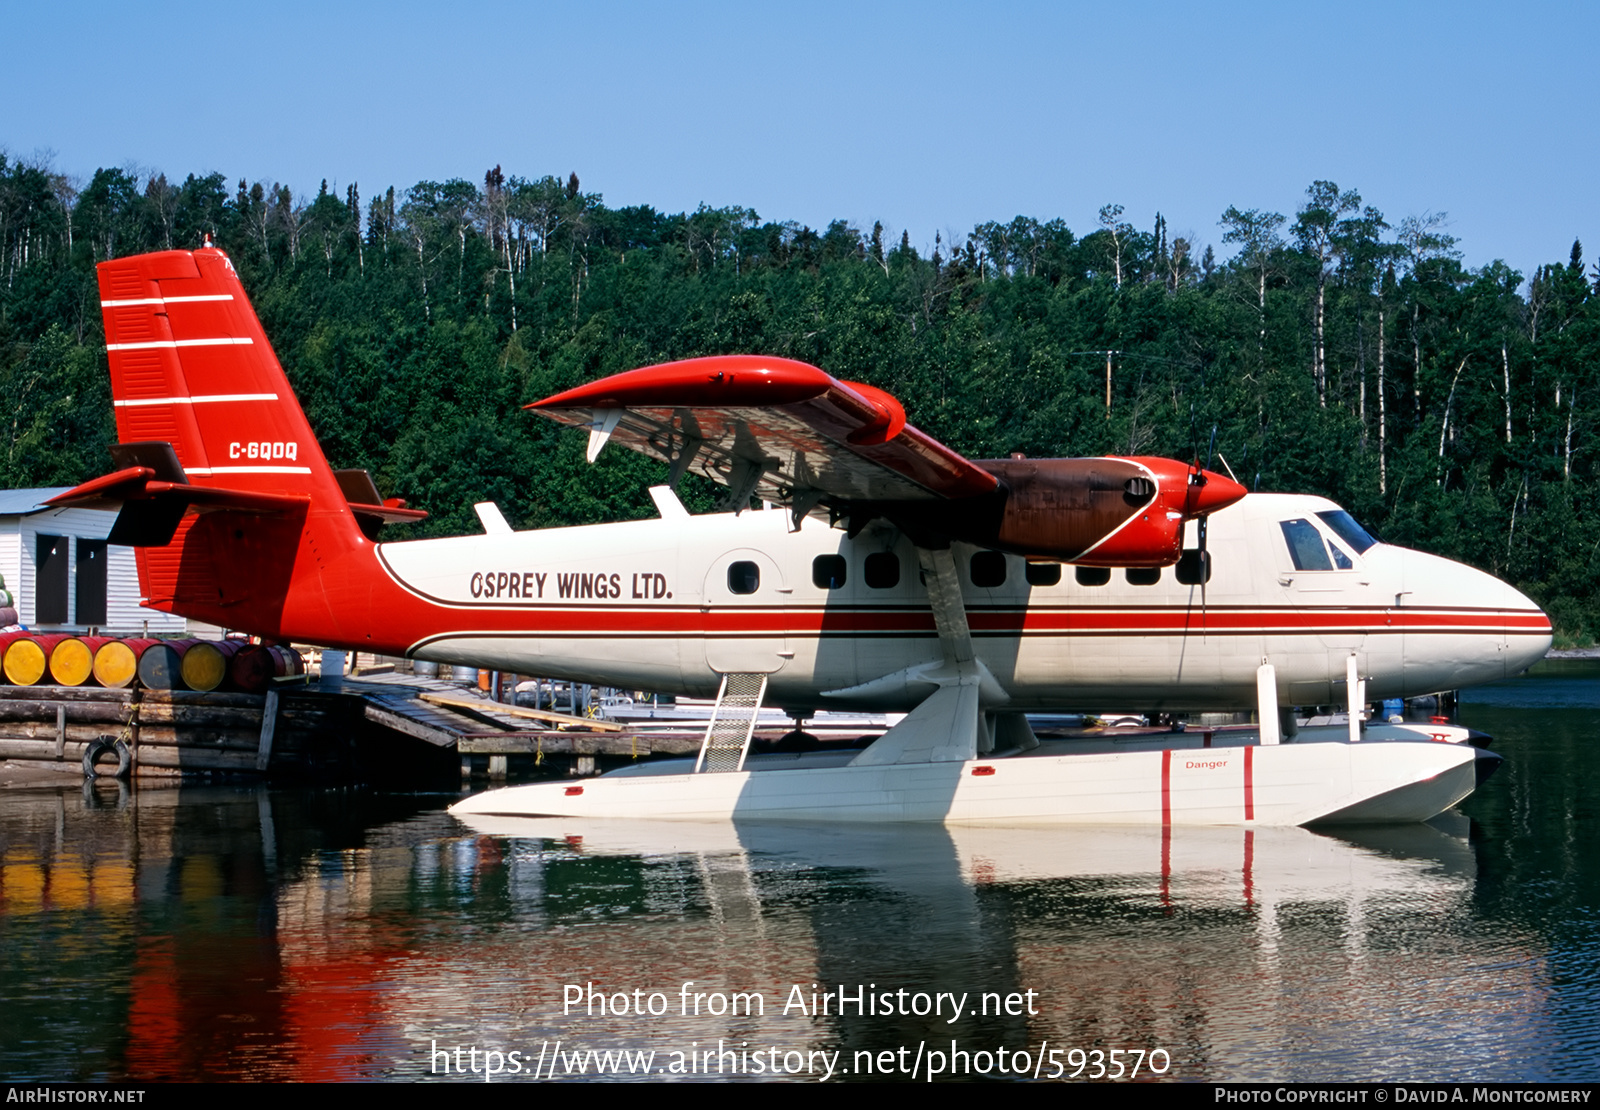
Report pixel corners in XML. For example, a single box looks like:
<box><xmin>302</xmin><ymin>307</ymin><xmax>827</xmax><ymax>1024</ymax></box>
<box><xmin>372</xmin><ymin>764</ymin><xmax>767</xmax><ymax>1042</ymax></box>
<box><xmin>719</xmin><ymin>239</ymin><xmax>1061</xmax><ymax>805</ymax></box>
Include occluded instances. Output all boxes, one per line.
<box><xmin>701</xmin><ymin>548</ymin><xmax>791</xmax><ymax>676</ymax></box>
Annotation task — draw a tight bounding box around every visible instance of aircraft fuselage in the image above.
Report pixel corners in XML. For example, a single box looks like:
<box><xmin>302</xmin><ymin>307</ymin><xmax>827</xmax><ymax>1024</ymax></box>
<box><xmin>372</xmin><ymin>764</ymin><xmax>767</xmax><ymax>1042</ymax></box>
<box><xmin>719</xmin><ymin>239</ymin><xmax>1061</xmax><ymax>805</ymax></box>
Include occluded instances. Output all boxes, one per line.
<box><xmin>370</xmin><ymin>490</ymin><xmax>1550</xmax><ymax>713</ymax></box>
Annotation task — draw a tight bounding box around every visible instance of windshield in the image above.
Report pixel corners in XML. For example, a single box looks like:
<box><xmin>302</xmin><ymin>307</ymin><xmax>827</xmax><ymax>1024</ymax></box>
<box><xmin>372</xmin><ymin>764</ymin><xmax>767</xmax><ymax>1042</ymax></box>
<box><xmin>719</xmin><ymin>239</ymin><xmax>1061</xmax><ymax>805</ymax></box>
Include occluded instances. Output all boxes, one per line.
<box><xmin>1315</xmin><ymin>510</ymin><xmax>1379</xmax><ymax>554</ymax></box>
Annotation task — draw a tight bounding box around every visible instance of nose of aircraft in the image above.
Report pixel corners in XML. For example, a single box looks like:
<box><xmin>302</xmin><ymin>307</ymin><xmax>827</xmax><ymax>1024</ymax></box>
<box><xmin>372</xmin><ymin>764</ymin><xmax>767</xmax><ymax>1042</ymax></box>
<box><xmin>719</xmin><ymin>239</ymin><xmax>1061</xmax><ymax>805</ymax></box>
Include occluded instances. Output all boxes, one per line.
<box><xmin>1501</xmin><ymin>578</ymin><xmax>1554</xmax><ymax>677</ymax></box>
<box><xmin>1397</xmin><ymin>547</ymin><xmax>1552</xmax><ymax>686</ymax></box>
<box><xmin>1189</xmin><ymin>469</ymin><xmax>1248</xmax><ymax>517</ymax></box>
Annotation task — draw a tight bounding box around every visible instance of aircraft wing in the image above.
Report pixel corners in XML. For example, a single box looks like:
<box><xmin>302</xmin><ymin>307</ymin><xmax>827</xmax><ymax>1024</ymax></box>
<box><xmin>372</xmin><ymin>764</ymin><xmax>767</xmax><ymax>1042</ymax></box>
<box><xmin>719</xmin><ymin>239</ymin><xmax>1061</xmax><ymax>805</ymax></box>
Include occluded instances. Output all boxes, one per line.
<box><xmin>532</xmin><ymin>355</ymin><xmax>1248</xmax><ymax>564</ymax></box>
<box><xmin>528</xmin><ymin>356</ymin><xmax>999</xmax><ymax>513</ymax></box>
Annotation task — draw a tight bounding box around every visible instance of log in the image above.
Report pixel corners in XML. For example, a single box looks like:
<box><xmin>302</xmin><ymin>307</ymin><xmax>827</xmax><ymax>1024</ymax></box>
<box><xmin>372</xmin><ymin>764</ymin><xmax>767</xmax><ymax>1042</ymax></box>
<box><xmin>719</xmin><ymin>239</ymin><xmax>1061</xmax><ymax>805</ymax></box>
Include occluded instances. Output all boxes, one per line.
<box><xmin>128</xmin><ymin>726</ymin><xmax>263</xmax><ymax>751</ymax></box>
<box><xmin>127</xmin><ymin>704</ymin><xmax>264</xmax><ymax>728</ymax></box>
<box><xmin>0</xmin><ymin>702</ymin><xmax>133</xmax><ymax>724</ymax></box>
<box><xmin>0</xmin><ymin>685</ymin><xmax>130</xmax><ymax>703</ymax></box>
<box><xmin>127</xmin><ymin>745</ymin><xmax>265</xmax><ymax>772</ymax></box>
<box><xmin>0</xmin><ymin>738</ymin><xmax>93</xmax><ymax>761</ymax></box>
<box><xmin>0</xmin><ymin>722</ymin><xmax>134</xmax><ymax>744</ymax></box>
<box><xmin>139</xmin><ymin>688</ymin><xmax>264</xmax><ymax>709</ymax></box>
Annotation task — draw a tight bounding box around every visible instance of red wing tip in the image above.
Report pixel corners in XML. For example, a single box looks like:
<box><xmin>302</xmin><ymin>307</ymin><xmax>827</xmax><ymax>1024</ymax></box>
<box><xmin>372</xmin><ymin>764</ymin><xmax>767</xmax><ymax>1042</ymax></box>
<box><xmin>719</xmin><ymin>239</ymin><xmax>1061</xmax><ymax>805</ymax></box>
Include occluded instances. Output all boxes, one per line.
<box><xmin>529</xmin><ymin>355</ymin><xmax>835</xmax><ymax>410</ymax></box>
<box><xmin>44</xmin><ymin>466</ymin><xmax>159</xmax><ymax>505</ymax></box>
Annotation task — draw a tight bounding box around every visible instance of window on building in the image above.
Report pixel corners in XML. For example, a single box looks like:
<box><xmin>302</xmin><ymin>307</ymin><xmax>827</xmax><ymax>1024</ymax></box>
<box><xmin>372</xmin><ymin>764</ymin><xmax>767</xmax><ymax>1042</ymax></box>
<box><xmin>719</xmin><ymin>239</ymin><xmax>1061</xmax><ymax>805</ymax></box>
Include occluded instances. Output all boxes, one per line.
<box><xmin>76</xmin><ymin>540</ymin><xmax>108</xmax><ymax>627</ymax></box>
<box><xmin>35</xmin><ymin>535</ymin><xmax>69</xmax><ymax>624</ymax></box>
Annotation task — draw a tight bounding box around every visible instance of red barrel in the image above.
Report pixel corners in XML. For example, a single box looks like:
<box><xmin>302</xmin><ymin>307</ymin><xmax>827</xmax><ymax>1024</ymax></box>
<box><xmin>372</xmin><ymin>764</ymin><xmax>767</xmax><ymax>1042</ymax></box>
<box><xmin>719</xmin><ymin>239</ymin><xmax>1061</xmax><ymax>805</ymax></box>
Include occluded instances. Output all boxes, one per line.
<box><xmin>228</xmin><ymin>644</ymin><xmax>305</xmax><ymax>694</ymax></box>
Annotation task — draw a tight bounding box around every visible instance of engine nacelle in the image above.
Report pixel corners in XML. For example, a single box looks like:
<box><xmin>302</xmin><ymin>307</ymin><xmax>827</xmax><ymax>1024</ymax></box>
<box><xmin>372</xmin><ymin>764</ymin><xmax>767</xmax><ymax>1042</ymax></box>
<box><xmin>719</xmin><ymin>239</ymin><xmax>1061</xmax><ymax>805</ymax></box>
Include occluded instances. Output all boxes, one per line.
<box><xmin>973</xmin><ymin>456</ymin><xmax>1245</xmax><ymax>567</ymax></box>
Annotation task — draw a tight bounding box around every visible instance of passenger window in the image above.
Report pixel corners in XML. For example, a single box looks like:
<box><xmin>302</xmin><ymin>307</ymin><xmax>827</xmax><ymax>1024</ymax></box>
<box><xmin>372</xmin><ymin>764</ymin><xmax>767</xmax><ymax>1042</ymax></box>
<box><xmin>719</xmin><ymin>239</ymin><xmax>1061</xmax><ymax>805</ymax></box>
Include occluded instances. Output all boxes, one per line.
<box><xmin>1075</xmin><ymin>566</ymin><xmax>1111</xmax><ymax>587</ymax></box>
<box><xmin>970</xmin><ymin>551</ymin><xmax>1007</xmax><ymax>588</ymax></box>
<box><xmin>812</xmin><ymin>554</ymin><xmax>847</xmax><ymax>590</ymax></box>
<box><xmin>1025</xmin><ymin>562</ymin><xmax>1061</xmax><ymax>587</ymax></box>
<box><xmin>1126</xmin><ymin>567</ymin><xmax>1161</xmax><ymax>586</ymax></box>
<box><xmin>1280</xmin><ymin>519</ymin><xmax>1333</xmax><ymax>571</ymax></box>
<box><xmin>728</xmin><ymin>560</ymin><xmax>760</xmax><ymax>594</ymax></box>
<box><xmin>864</xmin><ymin>552</ymin><xmax>900</xmax><ymax>589</ymax></box>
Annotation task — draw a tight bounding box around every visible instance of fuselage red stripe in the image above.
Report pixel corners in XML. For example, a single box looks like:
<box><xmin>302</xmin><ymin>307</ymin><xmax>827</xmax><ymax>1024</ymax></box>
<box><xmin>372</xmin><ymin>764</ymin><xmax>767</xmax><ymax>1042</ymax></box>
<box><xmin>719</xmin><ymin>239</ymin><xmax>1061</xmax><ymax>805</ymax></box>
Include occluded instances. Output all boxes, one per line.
<box><xmin>1244</xmin><ymin>745</ymin><xmax>1255</xmax><ymax>821</ymax></box>
<box><xmin>396</xmin><ymin>606</ymin><xmax>1548</xmax><ymax>637</ymax></box>
<box><xmin>1161</xmin><ymin>749</ymin><xmax>1172</xmax><ymax>825</ymax></box>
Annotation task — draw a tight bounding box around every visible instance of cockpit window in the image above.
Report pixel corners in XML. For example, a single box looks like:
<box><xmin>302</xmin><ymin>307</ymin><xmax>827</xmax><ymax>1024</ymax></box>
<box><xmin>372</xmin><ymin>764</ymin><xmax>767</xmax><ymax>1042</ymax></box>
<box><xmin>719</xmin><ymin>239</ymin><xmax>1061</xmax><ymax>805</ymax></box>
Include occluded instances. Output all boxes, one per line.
<box><xmin>1316</xmin><ymin>510</ymin><xmax>1378</xmax><ymax>554</ymax></box>
<box><xmin>1328</xmin><ymin>543</ymin><xmax>1353</xmax><ymax>570</ymax></box>
<box><xmin>1280</xmin><ymin>519</ymin><xmax>1334</xmax><ymax>571</ymax></box>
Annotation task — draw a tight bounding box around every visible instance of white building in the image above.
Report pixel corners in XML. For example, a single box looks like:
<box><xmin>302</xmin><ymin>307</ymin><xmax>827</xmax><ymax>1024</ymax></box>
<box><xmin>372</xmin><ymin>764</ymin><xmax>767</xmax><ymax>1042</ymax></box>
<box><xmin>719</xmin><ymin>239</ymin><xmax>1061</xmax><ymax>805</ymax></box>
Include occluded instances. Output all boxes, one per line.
<box><xmin>0</xmin><ymin>488</ymin><xmax>187</xmax><ymax>635</ymax></box>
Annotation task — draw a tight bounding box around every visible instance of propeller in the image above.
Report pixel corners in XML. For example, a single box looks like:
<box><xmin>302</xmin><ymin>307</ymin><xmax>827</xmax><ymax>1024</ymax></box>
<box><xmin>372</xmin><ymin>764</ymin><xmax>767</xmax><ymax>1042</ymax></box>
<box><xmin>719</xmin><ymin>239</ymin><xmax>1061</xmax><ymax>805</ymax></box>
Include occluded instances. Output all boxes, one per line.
<box><xmin>1178</xmin><ymin>424</ymin><xmax>1221</xmax><ymax>635</ymax></box>
<box><xmin>1177</xmin><ymin>424</ymin><xmax>1218</xmax><ymax>590</ymax></box>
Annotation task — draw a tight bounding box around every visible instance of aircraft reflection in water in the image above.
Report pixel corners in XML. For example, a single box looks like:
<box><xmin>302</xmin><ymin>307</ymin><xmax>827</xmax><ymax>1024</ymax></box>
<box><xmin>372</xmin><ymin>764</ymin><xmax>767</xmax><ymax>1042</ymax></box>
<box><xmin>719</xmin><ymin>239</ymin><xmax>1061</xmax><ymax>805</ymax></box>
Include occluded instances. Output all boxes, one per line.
<box><xmin>0</xmin><ymin>784</ymin><xmax>1552</xmax><ymax>1081</ymax></box>
<box><xmin>55</xmin><ymin>246</ymin><xmax>1551</xmax><ymax>825</ymax></box>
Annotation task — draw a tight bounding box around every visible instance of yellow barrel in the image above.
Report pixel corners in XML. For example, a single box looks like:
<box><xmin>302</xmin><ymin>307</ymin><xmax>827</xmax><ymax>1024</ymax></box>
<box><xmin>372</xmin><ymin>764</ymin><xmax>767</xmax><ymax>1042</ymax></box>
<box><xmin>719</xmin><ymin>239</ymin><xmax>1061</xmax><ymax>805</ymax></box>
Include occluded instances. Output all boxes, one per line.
<box><xmin>0</xmin><ymin>631</ymin><xmax>36</xmax><ymax>683</ymax></box>
<box><xmin>93</xmin><ymin>639</ymin><xmax>159</xmax><ymax>689</ymax></box>
<box><xmin>49</xmin><ymin>636</ymin><xmax>114</xmax><ymax>686</ymax></box>
<box><xmin>180</xmin><ymin>640</ymin><xmax>243</xmax><ymax>692</ymax></box>
<box><xmin>4</xmin><ymin>635</ymin><xmax>68</xmax><ymax>686</ymax></box>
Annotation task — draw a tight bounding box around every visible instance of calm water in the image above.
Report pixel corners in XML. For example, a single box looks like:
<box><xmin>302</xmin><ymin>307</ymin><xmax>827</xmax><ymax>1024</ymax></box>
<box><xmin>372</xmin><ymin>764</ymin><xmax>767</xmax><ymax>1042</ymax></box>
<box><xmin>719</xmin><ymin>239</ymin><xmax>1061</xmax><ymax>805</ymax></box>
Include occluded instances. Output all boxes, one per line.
<box><xmin>2</xmin><ymin>663</ymin><xmax>1598</xmax><ymax>1083</ymax></box>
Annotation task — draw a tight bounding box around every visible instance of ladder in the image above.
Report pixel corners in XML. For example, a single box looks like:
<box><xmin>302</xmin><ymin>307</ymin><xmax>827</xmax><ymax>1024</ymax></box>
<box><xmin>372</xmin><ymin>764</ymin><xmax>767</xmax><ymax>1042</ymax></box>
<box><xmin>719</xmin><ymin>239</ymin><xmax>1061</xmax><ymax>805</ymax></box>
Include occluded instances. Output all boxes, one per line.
<box><xmin>694</xmin><ymin>672</ymin><xmax>768</xmax><ymax>773</ymax></box>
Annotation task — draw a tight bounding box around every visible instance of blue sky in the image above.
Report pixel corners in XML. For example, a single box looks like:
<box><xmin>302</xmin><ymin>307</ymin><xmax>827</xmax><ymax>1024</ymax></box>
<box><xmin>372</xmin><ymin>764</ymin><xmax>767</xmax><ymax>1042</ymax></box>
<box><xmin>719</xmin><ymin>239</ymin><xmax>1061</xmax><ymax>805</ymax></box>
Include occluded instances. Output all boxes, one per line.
<box><xmin>5</xmin><ymin>0</ymin><xmax>1593</xmax><ymax>278</ymax></box>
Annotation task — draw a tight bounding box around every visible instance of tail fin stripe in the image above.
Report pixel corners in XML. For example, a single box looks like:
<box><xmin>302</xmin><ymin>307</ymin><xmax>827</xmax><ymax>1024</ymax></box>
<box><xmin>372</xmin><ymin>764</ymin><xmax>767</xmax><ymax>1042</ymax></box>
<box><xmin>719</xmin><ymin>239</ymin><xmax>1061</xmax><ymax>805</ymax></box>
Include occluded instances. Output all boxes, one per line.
<box><xmin>115</xmin><ymin>393</ymin><xmax>279</xmax><ymax>408</ymax></box>
<box><xmin>107</xmin><ymin>338</ymin><xmax>254</xmax><ymax>351</ymax></box>
<box><xmin>101</xmin><ymin>295</ymin><xmax>235</xmax><ymax>307</ymax></box>
<box><xmin>191</xmin><ymin>466</ymin><xmax>313</xmax><ymax>476</ymax></box>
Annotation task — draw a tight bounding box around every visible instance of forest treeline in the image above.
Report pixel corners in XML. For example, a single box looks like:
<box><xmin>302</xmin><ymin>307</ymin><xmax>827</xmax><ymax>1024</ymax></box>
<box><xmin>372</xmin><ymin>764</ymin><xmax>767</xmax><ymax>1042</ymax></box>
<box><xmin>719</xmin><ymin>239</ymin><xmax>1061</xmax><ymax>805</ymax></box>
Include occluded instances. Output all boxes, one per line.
<box><xmin>1</xmin><ymin>155</ymin><xmax>1597</xmax><ymax>639</ymax></box>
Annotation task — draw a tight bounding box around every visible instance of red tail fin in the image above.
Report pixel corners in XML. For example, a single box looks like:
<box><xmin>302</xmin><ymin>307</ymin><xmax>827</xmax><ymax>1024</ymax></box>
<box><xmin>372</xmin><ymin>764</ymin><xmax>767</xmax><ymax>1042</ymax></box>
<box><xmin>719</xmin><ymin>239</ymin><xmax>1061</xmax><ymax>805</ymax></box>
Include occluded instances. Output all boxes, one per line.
<box><xmin>49</xmin><ymin>248</ymin><xmax>422</xmax><ymax>636</ymax></box>
<box><xmin>98</xmin><ymin>248</ymin><xmax>342</xmax><ymax>503</ymax></box>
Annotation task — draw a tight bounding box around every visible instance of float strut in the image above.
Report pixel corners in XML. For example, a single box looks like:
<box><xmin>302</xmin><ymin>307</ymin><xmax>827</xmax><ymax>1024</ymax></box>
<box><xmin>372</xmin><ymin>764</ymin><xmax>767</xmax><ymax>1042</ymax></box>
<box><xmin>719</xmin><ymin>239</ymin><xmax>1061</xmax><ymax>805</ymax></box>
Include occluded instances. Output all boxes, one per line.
<box><xmin>1257</xmin><ymin>662</ymin><xmax>1280</xmax><ymax>746</ymax></box>
<box><xmin>1346</xmin><ymin>653</ymin><xmax>1362</xmax><ymax>744</ymax></box>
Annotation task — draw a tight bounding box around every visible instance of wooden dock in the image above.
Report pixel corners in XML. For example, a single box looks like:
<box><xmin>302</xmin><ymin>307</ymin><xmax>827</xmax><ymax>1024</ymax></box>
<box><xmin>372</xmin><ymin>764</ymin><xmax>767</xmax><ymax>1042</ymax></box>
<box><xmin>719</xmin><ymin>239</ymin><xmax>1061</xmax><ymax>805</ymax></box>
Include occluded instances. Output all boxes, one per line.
<box><xmin>340</xmin><ymin>672</ymin><xmax>710</xmax><ymax>779</ymax></box>
<box><xmin>0</xmin><ymin>674</ymin><xmax>707</xmax><ymax>785</ymax></box>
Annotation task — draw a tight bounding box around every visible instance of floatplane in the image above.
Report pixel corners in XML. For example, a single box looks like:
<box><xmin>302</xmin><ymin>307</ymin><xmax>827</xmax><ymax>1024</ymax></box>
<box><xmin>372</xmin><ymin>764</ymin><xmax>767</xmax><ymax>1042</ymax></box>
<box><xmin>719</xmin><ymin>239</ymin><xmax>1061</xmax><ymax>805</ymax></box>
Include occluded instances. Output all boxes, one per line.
<box><xmin>51</xmin><ymin>247</ymin><xmax>1552</xmax><ymax>825</ymax></box>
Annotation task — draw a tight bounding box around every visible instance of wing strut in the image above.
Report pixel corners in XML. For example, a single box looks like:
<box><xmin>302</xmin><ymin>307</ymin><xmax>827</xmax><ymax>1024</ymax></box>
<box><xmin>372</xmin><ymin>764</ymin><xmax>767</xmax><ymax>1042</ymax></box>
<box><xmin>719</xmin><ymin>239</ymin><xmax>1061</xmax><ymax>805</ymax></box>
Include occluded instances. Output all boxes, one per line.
<box><xmin>843</xmin><ymin>546</ymin><xmax>1039</xmax><ymax>767</ymax></box>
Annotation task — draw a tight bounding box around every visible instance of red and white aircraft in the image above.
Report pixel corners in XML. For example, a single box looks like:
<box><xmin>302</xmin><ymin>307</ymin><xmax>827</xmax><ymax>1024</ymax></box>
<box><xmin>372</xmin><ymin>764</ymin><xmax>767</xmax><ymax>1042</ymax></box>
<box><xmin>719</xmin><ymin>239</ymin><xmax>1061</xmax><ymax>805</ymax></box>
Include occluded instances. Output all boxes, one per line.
<box><xmin>53</xmin><ymin>247</ymin><xmax>1552</xmax><ymax>826</ymax></box>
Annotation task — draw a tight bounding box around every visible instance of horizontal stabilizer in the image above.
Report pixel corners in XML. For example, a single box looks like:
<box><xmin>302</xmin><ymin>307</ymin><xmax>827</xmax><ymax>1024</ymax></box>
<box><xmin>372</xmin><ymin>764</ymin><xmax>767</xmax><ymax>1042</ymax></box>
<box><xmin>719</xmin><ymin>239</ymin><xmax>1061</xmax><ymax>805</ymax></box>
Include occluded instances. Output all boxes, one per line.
<box><xmin>46</xmin><ymin>466</ymin><xmax>311</xmax><ymax>547</ymax></box>
<box><xmin>44</xmin><ymin>465</ymin><xmax>162</xmax><ymax>511</ymax></box>
<box><xmin>334</xmin><ymin>468</ymin><xmax>428</xmax><ymax>538</ymax></box>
